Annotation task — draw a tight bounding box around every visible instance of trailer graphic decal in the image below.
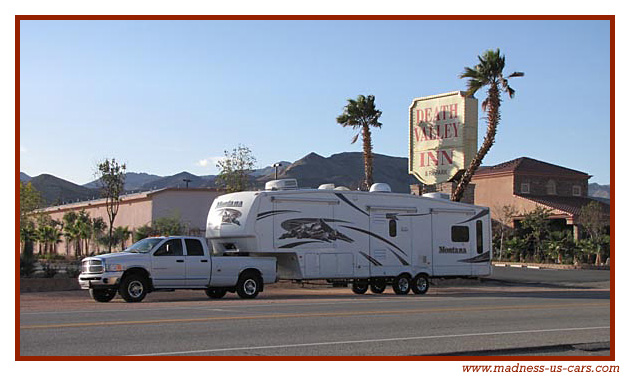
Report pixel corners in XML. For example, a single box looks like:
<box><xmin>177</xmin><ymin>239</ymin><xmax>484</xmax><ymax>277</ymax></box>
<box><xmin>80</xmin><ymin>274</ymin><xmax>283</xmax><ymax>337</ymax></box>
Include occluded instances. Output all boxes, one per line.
<box><xmin>217</xmin><ymin>208</ymin><xmax>242</xmax><ymax>226</ymax></box>
<box><xmin>340</xmin><ymin>225</ymin><xmax>407</xmax><ymax>256</ymax></box>
<box><xmin>257</xmin><ymin>210</ymin><xmax>300</xmax><ymax>220</ymax></box>
<box><xmin>359</xmin><ymin>251</ymin><xmax>383</xmax><ymax>266</ymax></box>
<box><xmin>388</xmin><ymin>248</ymin><xmax>410</xmax><ymax>265</ymax></box>
<box><xmin>457</xmin><ymin>251</ymin><xmax>490</xmax><ymax>263</ymax></box>
<box><xmin>278</xmin><ymin>218</ymin><xmax>354</xmax><ymax>243</ymax></box>
<box><xmin>279</xmin><ymin>241</ymin><xmax>324</xmax><ymax>249</ymax></box>
<box><xmin>334</xmin><ymin>193</ymin><xmax>369</xmax><ymax>216</ymax></box>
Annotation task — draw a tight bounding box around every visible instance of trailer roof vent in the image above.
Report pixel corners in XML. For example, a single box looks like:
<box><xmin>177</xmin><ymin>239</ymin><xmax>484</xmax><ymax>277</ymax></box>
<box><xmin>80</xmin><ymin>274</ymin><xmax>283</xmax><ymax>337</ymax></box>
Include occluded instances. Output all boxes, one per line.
<box><xmin>422</xmin><ymin>192</ymin><xmax>450</xmax><ymax>200</ymax></box>
<box><xmin>265</xmin><ymin>179</ymin><xmax>298</xmax><ymax>191</ymax></box>
<box><xmin>318</xmin><ymin>183</ymin><xmax>335</xmax><ymax>190</ymax></box>
<box><xmin>369</xmin><ymin>183</ymin><xmax>391</xmax><ymax>193</ymax></box>
<box><xmin>334</xmin><ymin>186</ymin><xmax>351</xmax><ymax>191</ymax></box>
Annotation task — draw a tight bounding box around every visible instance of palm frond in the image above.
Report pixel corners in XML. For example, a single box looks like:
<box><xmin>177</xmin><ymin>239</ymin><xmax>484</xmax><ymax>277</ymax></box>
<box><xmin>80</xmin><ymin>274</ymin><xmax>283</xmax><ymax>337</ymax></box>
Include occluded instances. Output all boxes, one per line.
<box><xmin>508</xmin><ymin>71</ymin><xmax>525</xmax><ymax>78</ymax></box>
<box><xmin>350</xmin><ymin>133</ymin><xmax>360</xmax><ymax>144</ymax></box>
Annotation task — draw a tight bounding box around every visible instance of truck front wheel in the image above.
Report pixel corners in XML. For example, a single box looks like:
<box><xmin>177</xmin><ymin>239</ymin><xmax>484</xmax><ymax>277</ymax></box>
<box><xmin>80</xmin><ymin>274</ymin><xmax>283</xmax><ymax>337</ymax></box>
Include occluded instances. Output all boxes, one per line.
<box><xmin>119</xmin><ymin>274</ymin><xmax>149</xmax><ymax>303</ymax></box>
<box><xmin>205</xmin><ymin>287</ymin><xmax>227</xmax><ymax>299</ymax></box>
<box><xmin>89</xmin><ymin>288</ymin><xmax>116</xmax><ymax>302</ymax></box>
<box><xmin>236</xmin><ymin>272</ymin><xmax>262</xmax><ymax>299</ymax></box>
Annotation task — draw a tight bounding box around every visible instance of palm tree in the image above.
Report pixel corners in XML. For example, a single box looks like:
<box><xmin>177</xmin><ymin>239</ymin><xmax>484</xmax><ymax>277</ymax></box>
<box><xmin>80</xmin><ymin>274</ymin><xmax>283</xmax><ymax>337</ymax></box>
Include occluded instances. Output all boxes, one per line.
<box><xmin>336</xmin><ymin>94</ymin><xmax>383</xmax><ymax>190</ymax></box>
<box><xmin>91</xmin><ymin>217</ymin><xmax>107</xmax><ymax>253</ymax></box>
<box><xmin>451</xmin><ymin>49</ymin><xmax>524</xmax><ymax>202</ymax></box>
<box><xmin>113</xmin><ymin>226</ymin><xmax>132</xmax><ymax>250</ymax></box>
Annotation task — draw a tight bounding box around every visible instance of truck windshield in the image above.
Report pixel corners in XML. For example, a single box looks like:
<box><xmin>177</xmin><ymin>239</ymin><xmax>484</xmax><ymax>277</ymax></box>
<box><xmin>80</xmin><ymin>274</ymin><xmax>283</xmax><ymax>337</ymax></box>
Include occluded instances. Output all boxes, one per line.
<box><xmin>123</xmin><ymin>238</ymin><xmax>164</xmax><ymax>253</ymax></box>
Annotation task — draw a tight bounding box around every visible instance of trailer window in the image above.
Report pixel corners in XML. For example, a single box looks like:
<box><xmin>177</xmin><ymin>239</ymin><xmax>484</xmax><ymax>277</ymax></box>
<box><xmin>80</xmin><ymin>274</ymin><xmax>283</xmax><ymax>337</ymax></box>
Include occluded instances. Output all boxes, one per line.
<box><xmin>476</xmin><ymin>220</ymin><xmax>484</xmax><ymax>254</ymax></box>
<box><xmin>389</xmin><ymin>219</ymin><xmax>397</xmax><ymax>237</ymax></box>
<box><xmin>451</xmin><ymin>226</ymin><xmax>469</xmax><ymax>242</ymax></box>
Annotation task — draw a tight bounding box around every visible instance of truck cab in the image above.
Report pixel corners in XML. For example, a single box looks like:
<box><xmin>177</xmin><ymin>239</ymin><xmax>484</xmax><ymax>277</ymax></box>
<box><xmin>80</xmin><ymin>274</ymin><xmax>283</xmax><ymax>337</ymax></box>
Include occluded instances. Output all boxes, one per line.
<box><xmin>78</xmin><ymin>236</ymin><xmax>276</xmax><ymax>302</ymax></box>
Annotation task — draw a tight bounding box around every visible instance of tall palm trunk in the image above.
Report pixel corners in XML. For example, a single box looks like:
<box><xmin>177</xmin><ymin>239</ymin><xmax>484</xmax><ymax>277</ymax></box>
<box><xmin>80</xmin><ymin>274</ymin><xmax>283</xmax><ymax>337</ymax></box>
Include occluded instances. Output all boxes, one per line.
<box><xmin>451</xmin><ymin>84</ymin><xmax>501</xmax><ymax>201</ymax></box>
<box><xmin>362</xmin><ymin>125</ymin><xmax>374</xmax><ymax>190</ymax></box>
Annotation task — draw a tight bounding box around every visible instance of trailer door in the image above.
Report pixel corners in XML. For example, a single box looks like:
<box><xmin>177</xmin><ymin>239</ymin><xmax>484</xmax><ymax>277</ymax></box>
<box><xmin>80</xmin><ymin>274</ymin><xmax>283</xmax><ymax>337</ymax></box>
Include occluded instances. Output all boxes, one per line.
<box><xmin>368</xmin><ymin>211</ymin><xmax>413</xmax><ymax>277</ymax></box>
<box><xmin>431</xmin><ymin>211</ymin><xmax>474</xmax><ymax>276</ymax></box>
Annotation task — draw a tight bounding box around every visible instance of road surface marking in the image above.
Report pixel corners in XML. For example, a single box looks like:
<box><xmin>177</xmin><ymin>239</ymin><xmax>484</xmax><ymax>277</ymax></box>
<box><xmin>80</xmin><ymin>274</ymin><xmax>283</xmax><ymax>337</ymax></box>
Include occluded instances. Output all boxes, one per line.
<box><xmin>20</xmin><ymin>302</ymin><xmax>608</xmax><ymax>330</ymax></box>
<box><xmin>128</xmin><ymin>326</ymin><xmax>611</xmax><ymax>356</ymax></box>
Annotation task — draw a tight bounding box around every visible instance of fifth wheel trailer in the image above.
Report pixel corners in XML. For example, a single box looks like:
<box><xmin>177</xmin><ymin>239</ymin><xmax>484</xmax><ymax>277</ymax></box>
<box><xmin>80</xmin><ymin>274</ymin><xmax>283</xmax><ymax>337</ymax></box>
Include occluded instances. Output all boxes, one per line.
<box><xmin>205</xmin><ymin>179</ymin><xmax>492</xmax><ymax>295</ymax></box>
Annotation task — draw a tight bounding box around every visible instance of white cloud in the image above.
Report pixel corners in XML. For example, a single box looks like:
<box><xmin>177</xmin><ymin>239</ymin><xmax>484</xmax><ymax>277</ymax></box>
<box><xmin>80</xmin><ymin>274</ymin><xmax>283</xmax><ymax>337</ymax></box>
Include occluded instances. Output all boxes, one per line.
<box><xmin>196</xmin><ymin>156</ymin><xmax>223</xmax><ymax>168</ymax></box>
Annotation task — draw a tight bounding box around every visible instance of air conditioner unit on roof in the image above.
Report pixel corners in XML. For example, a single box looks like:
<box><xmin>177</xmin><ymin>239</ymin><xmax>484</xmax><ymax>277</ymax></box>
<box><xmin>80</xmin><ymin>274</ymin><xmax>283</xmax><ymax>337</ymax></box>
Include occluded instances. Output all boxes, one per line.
<box><xmin>265</xmin><ymin>179</ymin><xmax>298</xmax><ymax>191</ymax></box>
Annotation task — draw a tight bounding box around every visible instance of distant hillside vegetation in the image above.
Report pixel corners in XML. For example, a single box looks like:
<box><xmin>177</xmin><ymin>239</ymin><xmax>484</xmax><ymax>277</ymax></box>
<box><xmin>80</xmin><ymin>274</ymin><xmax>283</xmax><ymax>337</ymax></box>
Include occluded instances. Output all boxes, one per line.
<box><xmin>28</xmin><ymin>174</ymin><xmax>99</xmax><ymax>205</ymax></box>
<box><xmin>257</xmin><ymin>152</ymin><xmax>416</xmax><ymax>193</ymax></box>
<box><xmin>588</xmin><ymin>183</ymin><xmax>610</xmax><ymax>199</ymax></box>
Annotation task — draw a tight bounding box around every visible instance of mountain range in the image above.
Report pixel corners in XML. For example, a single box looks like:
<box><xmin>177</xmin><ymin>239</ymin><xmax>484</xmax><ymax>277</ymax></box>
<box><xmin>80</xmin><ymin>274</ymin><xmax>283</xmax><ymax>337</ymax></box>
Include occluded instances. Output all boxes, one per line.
<box><xmin>21</xmin><ymin>152</ymin><xmax>610</xmax><ymax>206</ymax></box>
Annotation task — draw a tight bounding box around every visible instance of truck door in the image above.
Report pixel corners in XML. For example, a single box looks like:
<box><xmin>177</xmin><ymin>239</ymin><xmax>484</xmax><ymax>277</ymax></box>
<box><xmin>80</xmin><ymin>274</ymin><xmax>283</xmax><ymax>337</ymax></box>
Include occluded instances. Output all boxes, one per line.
<box><xmin>151</xmin><ymin>238</ymin><xmax>187</xmax><ymax>287</ymax></box>
<box><xmin>184</xmin><ymin>238</ymin><xmax>211</xmax><ymax>287</ymax></box>
<box><xmin>431</xmin><ymin>211</ymin><xmax>474</xmax><ymax>276</ymax></box>
<box><xmin>368</xmin><ymin>211</ymin><xmax>412</xmax><ymax>277</ymax></box>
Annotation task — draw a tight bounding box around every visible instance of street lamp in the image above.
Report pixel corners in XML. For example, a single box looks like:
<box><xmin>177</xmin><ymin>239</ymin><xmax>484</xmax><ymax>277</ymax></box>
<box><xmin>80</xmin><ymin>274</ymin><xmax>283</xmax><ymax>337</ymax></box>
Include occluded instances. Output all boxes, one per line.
<box><xmin>272</xmin><ymin>163</ymin><xmax>282</xmax><ymax>180</ymax></box>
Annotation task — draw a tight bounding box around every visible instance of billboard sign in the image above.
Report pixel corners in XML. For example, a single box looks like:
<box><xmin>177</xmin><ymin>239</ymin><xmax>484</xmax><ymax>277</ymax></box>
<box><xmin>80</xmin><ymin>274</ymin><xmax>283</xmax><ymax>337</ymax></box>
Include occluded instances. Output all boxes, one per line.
<box><xmin>409</xmin><ymin>91</ymin><xmax>478</xmax><ymax>185</ymax></box>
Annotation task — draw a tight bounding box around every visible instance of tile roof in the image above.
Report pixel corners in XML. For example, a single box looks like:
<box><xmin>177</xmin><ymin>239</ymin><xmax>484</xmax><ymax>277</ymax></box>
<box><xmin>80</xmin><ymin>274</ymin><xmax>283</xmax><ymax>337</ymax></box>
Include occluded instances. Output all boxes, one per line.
<box><xmin>475</xmin><ymin>157</ymin><xmax>590</xmax><ymax>177</ymax></box>
<box><xmin>517</xmin><ymin>194</ymin><xmax>610</xmax><ymax>216</ymax></box>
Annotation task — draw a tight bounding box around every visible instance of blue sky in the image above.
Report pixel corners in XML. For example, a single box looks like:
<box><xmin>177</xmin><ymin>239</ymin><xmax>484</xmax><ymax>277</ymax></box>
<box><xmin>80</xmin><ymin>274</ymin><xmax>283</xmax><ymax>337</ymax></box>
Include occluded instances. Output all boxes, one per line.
<box><xmin>19</xmin><ymin>19</ymin><xmax>611</xmax><ymax>185</ymax></box>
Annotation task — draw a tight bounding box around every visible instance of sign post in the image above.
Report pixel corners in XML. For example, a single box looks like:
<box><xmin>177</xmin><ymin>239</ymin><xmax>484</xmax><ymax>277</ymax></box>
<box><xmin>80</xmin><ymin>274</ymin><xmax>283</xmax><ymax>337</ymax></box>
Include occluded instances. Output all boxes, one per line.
<box><xmin>409</xmin><ymin>91</ymin><xmax>478</xmax><ymax>185</ymax></box>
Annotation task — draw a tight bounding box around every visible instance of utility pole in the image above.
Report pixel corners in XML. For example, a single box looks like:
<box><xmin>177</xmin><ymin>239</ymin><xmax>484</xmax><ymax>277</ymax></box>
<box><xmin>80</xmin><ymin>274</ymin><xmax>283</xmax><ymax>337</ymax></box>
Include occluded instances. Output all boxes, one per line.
<box><xmin>183</xmin><ymin>178</ymin><xmax>191</xmax><ymax>188</ymax></box>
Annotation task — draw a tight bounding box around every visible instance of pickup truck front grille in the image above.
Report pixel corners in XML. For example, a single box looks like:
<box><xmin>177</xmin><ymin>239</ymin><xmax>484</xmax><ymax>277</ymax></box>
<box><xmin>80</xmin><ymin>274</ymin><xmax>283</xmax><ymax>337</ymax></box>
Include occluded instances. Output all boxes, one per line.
<box><xmin>82</xmin><ymin>259</ymin><xmax>103</xmax><ymax>274</ymax></box>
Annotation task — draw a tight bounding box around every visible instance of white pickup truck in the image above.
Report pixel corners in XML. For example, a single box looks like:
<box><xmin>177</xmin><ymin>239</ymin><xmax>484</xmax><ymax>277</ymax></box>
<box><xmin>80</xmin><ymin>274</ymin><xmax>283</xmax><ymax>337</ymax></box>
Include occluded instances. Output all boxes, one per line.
<box><xmin>78</xmin><ymin>236</ymin><xmax>277</xmax><ymax>302</ymax></box>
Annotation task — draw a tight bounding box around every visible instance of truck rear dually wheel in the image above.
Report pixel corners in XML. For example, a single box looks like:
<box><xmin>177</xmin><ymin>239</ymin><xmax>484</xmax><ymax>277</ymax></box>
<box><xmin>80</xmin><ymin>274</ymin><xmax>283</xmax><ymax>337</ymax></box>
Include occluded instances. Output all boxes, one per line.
<box><xmin>89</xmin><ymin>288</ymin><xmax>116</xmax><ymax>302</ymax></box>
<box><xmin>119</xmin><ymin>274</ymin><xmax>149</xmax><ymax>302</ymax></box>
<box><xmin>236</xmin><ymin>272</ymin><xmax>262</xmax><ymax>299</ymax></box>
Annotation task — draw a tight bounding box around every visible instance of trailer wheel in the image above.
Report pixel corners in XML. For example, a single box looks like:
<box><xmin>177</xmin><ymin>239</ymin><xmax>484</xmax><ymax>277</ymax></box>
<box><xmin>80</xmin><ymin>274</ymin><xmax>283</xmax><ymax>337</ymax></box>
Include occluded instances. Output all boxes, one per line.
<box><xmin>411</xmin><ymin>274</ymin><xmax>430</xmax><ymax>295</ymax></box>
<box><xmin>89</xmin><ymin>288</ymin><xmax>116</xmax><ymax>302</ymax></box>
<box><xmin>205</xmin><ymin>287</ymin><xmax>227</xmax><ymax>299</ymax></box>
<box><xmin>351</xmin><ymin>280</ymin><xmax>369</xmax><ymax>294</ymax></box>
<box><xmin>392</xmin><ymin>274</ymin><xmax>411</xmax><ymax>295</ymax></box>
<box><xmin>236</xmin><ymin>272</ymin><xmax>262</xmax><ymax>299</ymax></box>
<box><xmin>369</xmin><ymin>279</ymin><xmax>387</xmax><ymax>294</ymax></box>
<box><xmin>119</xmin><ymin>274</ymin><xmax>149</xmax><ymax>303</ymax></box>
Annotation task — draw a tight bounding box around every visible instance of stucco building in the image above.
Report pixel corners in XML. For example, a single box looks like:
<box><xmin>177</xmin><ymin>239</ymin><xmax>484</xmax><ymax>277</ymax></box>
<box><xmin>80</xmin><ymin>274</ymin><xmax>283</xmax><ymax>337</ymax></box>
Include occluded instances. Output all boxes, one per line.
<box><xmin>37</xmin><ymin>188</ymin><xmax>224</xmax><ymax>257</ymax></box>
<box><xmin>471</xmin><ymin>157</ymin><xmax>609</xmax><ymax>239</ymax></box>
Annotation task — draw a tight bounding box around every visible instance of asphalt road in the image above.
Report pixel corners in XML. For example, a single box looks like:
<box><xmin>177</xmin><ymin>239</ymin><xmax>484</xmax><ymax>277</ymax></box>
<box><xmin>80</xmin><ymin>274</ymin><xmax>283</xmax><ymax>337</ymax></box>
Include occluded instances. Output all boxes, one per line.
<box><xmin>19</xmin><ymin>268</ymin><xmax>611</xmax><ymax>357</ymax></box>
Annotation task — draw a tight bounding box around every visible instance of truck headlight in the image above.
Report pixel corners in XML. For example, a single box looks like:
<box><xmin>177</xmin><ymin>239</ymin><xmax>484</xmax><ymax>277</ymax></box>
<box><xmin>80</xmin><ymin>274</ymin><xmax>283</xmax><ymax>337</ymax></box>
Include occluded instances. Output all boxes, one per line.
<box><xmin>104</xmin><ymin>263</ymin><xmax>124</xmax><ymax>272</ymax></box>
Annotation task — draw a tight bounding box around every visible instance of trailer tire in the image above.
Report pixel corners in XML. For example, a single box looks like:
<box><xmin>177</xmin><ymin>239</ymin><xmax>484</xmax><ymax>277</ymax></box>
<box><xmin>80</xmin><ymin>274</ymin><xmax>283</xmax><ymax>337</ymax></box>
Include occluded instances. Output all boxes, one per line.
<box><xmin>411</xmin><ymin>274</ymin><xmax>430</xmax><ymax>295</ymax></box>
<box><xmin>369</xmin><ymin>279</ymin><xmax>387</xmax><ymax>294</ymax></box>
<box><xmin>205</xmin><ymin>288</ymin><xmax>227</xmax><ymax>299</ymax></box>
<box><xmin>236</xmin><ymin>272</ymin><xmax>262</xmax><ymax>299</ymax></box>
<box><xmin>89</xmin><ymin>288</ymin><xmax>116</xmax><ymax>302</ymax></box>
<box><xmin>392</xmin><ymin>274</ymin><xmax>411</xmax><ymax>295</ymax></box>
<box><xmin>351</xmin><ymin>280</ymin><xmax>369</xmax><ymax>294</ymax></box>
<box><xmin>119</xmin><ymin>274</ymin><xmax>149</xmax><ymax>303</ymax></box>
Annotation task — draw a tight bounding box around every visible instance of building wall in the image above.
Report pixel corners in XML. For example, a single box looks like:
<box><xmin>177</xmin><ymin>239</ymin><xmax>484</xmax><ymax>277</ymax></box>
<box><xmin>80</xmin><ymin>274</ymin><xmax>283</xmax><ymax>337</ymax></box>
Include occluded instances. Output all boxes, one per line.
<box><xmin>42</xmin><ymin>198</ymin><xmax>154</xmax><ymax>256</ymax></box>
<box><xmin>35</xmin><ymin>189</ymin><xmax>224</xmax><ymax>257</ymax></box>
<box><xmin>472</xmin><ymin>175</ymin><xmax>569</xmax><ymax>223</ymax></box>
<box><xmin>513</xmin><ymin>174</ymin><xmax>588</xmax><ymax>197</ymax></box>
<box><xmin>151</xmin><ymin>190</ymin><xmax>224</xmax><ymax>235</ymax></box>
